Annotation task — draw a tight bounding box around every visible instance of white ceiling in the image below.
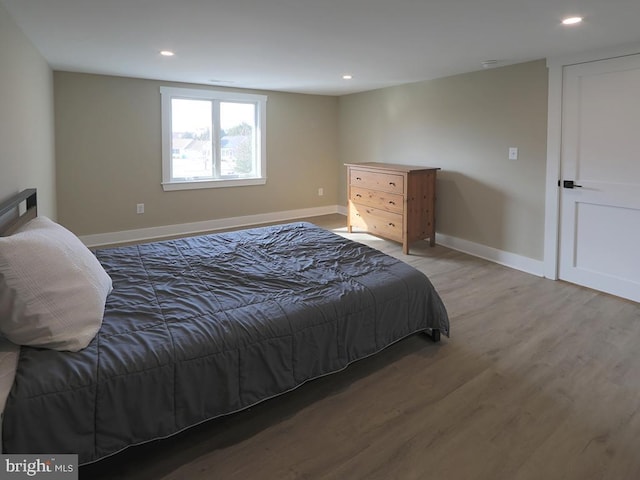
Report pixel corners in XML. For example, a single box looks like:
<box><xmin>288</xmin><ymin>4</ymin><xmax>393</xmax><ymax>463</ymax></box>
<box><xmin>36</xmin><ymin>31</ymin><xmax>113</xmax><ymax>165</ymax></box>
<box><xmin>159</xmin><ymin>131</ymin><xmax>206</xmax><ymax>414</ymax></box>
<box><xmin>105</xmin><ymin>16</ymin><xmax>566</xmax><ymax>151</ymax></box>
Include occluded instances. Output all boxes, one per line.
<box><xmin>3</xmin><ymin>0</ymin><xmax>640</xmax><ymax>95</ymax></box>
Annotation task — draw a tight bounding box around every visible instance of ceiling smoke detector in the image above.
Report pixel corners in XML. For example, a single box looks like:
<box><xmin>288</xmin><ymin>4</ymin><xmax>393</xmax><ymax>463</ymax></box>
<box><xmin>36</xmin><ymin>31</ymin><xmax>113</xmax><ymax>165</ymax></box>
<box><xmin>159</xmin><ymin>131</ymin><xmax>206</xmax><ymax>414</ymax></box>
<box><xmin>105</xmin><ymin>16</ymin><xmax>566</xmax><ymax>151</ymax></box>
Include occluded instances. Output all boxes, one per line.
<box><xmin>481</xmin><ymin>60</ymin><xmax>498</xmax><ymax>68</ymax></box>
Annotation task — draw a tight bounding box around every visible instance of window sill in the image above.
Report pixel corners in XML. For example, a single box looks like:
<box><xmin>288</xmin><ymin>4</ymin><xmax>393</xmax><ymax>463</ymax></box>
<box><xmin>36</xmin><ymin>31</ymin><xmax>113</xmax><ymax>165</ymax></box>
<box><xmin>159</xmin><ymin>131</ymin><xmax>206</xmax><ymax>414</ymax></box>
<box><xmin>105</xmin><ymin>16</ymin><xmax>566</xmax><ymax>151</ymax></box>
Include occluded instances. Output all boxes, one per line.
<box><xmin>162</xmin><ymin>177</ymin><xmax>267</xmax><ymax>191</ymax></box>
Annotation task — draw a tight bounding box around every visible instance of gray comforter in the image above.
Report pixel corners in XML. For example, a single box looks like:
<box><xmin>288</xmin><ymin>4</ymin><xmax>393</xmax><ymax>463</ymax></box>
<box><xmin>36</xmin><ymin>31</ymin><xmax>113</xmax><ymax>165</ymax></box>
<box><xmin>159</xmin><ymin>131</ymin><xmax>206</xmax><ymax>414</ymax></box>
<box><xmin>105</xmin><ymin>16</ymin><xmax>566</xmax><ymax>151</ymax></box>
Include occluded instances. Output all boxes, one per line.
<box><xmin>2</xmin><ymin>222</ymin><xmax>449</xmax><ymax>464</ymax></box>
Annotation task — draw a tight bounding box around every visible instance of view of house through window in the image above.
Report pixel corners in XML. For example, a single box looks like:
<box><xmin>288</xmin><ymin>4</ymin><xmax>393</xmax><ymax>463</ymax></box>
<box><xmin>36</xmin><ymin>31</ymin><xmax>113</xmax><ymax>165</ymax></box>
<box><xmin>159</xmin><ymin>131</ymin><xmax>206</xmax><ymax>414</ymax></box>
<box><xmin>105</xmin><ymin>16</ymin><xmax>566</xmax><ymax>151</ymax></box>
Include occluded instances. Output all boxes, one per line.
<box><xmin>171</xmin><ymin>100</ymin><xmax>256</xmax><ymax>179</ymax></box>
<box><xmin>171</xmin><ymin>99</ymin><xmax>213</xmax><ymax>179</ymax></box>
<box><xmin>220</xmin><ymin>102</ymin><xmax>256</xmax><ymax>177</ymax></box>
<box><xmin>160</xmin><ymin>87</ymin><xmax>267</xmax><ymax>191</ymax></box>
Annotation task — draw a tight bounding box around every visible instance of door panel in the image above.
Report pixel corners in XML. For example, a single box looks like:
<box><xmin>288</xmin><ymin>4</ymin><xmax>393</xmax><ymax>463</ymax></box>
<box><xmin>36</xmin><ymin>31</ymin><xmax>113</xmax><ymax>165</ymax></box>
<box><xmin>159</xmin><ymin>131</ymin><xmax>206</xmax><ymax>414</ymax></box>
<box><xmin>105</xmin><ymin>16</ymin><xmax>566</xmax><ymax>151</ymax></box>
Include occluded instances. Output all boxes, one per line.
<box><xmin>575</xmin><ymin>202</ymin><xmax>640</xmax><ymax>282</ymax></box>
<box><xmin>559</xmin><ymin>54</ymin><xmax>640</xmax><ymax>303</ymax></box>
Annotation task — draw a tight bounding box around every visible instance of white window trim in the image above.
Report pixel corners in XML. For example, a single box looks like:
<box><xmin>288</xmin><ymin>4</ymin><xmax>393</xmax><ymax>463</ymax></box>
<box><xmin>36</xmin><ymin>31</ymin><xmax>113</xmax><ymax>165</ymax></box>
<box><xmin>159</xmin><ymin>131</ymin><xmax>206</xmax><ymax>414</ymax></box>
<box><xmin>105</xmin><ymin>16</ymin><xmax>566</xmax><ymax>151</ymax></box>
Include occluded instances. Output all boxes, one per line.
<box><xmin>160</xmin><ymin>86</ymin><xmax>267</xmax><ymax>191</ymax></box>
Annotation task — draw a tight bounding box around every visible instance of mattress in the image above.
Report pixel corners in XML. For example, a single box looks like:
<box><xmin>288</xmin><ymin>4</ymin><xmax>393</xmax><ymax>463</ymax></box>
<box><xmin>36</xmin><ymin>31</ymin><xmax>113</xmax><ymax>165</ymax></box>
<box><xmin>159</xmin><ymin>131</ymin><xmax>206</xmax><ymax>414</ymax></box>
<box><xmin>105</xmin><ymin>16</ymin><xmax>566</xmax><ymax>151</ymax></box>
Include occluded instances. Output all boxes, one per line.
<box><xmin>2</xmin><ymin>222</ymin><xmax>449</xmax><ymax>464</ymax></box>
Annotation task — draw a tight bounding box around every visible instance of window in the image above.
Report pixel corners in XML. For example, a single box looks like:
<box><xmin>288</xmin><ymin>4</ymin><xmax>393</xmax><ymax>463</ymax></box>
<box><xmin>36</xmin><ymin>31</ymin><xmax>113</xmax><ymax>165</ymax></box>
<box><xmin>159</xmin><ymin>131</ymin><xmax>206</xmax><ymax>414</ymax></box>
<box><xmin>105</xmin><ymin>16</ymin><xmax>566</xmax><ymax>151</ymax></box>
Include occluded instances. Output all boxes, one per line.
<box><xmin>160</xmin><ymin>87</ymin><xmax>267</xmax><ymax>191</ymax></box>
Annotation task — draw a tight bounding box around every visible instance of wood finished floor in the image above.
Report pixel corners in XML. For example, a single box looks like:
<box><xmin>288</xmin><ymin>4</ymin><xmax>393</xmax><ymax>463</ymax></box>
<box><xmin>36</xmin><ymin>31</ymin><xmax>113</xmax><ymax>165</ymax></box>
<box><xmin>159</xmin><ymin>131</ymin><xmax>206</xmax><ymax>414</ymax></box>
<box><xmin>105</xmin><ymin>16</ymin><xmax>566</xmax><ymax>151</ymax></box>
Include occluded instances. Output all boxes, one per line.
<box><xmin>82</xmin><ymin>214</ymin><xmax>640</xmax><ymax>480</ymax></box>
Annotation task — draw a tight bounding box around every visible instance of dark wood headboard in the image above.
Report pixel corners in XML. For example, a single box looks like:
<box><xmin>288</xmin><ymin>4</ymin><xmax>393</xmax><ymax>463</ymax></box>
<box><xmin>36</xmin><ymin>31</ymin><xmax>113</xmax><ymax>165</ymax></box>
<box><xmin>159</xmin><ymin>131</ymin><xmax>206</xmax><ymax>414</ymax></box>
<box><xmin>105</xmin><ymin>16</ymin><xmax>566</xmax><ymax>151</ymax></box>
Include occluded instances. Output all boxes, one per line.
<box><xmin>0</xmin><ymin>189</ymin><xmax>37</xmax><ymax>236</ymax></box>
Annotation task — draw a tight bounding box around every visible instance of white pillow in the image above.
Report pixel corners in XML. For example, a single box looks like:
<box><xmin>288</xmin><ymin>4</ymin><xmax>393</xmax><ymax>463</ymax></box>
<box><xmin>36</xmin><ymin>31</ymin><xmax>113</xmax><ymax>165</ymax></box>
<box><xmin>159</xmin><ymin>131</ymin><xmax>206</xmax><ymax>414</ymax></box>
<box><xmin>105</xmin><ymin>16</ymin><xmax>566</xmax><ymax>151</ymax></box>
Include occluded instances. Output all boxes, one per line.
<box><xmin>0</xmin><ymin>216</ymin><xmax>112</xmax><ymax>352</ymax></box>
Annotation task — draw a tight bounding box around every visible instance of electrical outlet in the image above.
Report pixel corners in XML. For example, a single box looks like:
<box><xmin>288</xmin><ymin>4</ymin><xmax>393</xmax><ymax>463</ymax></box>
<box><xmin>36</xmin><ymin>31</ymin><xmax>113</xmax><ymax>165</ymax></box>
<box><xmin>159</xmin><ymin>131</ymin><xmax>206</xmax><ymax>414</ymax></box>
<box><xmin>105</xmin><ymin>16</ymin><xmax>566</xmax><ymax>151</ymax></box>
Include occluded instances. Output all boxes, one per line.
<box><xmin>136</xmin><ymin>203</ymin><xmax>145</xmax><ymax>214</ymax></box>
<box><xmin>318</xmin><ymin>187</ymin><xmax>324</xmax><ymax>196</ymax></box>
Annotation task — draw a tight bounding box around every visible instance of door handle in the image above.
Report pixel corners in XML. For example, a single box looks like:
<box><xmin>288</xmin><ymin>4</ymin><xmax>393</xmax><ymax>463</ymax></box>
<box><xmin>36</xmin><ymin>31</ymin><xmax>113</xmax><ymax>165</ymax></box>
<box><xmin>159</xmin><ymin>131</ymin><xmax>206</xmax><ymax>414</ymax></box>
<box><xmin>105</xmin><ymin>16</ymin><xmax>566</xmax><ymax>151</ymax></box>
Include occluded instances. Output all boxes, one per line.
<box><xmin>562</xmin><ymin>180</ymin><xmax>583</xmax><ymax>189</ymax></box>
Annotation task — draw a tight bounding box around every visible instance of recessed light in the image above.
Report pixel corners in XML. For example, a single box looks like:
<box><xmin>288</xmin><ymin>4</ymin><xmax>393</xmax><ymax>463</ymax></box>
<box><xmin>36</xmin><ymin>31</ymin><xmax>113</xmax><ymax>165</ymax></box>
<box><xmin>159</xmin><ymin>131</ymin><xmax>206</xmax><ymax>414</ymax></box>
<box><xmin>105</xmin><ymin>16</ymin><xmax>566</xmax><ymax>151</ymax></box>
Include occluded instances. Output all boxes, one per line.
<box><xmin>160</xmin><ymin>50</ymin><xmax>175</xmax><ymax>57</ymax></box>
<box><xmin>342</xmin><ymin>74</ymin><xmax>353</xmax><ymax>80</ymax></box>
<box><xmin>562</xmin><ymin>16</ymin><xmax>583</xmax><ymax>25</ymax></box>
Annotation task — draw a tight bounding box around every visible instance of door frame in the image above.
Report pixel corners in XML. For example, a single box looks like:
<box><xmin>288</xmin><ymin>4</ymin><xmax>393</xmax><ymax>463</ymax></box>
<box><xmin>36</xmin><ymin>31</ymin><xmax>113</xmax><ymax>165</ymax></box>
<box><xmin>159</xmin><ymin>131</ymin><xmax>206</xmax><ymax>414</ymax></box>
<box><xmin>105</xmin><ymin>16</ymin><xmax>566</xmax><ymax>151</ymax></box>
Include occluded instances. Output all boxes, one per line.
<box><xmin>543</xmin><ymin>41</ymin><xmax>640</xmax><ymax>280</ymax></box>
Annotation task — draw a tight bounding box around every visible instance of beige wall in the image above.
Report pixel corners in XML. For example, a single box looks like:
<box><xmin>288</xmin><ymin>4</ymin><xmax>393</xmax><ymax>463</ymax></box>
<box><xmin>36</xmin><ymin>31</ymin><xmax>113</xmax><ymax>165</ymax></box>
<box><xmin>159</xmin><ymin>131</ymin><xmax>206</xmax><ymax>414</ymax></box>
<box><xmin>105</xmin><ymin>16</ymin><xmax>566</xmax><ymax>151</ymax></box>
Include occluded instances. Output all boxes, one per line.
<box><xmin>54</xmin><ymin>60</ymin><xmax>548</xmax><ymax>258</ymax></box>
<box><xmin>0</xmin><ymin>3</ymin><xmax>56</xmax><ymax>218</ymax></box>
<box><xmin>55</xmin><ymin>72</ymin><xmax>340</xmax><ymax>235</ymax></box>
<box><xmin>338</xmin><ymin>60</ymin><xmax>548</xmax><ymax>260</ymax></box>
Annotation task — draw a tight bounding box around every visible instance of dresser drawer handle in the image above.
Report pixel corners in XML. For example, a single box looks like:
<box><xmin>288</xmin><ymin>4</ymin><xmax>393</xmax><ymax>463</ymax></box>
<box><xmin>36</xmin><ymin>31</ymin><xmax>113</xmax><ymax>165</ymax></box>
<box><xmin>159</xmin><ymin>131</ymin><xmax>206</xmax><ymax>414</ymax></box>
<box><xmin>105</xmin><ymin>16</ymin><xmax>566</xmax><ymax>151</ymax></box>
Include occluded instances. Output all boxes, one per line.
<box><xmin>388</xmin><ymin>222</ymin><xmax>395</xmax><ymax>227</ymax></box>
<box><xmin>356</xmin><ymin>177</ymin><xmax>362</xmax><ymax>181</ymax></box>
<box><xmin>355</xmin><ymin>193</ymin><xmax>362</xmax><ymax>198</ymax></box>
<box><xmin>389</xmin><ymin>182</ymin><xmax>396</xmax><ymax>186</ymax></box>
<box><xmin>388</xmin><ymin>201</ymin><xmax>395</xmax><ymax>205</ymax></box>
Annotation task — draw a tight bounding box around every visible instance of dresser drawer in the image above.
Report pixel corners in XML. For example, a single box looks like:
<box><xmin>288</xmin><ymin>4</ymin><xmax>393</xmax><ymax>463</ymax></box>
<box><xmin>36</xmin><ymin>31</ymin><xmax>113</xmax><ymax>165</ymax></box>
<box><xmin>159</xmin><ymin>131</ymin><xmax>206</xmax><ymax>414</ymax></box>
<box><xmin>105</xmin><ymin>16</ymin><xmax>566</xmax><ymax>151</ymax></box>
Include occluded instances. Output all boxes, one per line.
<box><xmin>349</xmin><ymin>169</ymin><xmax>404</xmax><ymax>194</ymax></box>
<box><xmin>350</xmin><ymin>186</ymin><xmax>404</xmax><ymax>214</ymax></box>
<box><xmin>349</xmin><ymin>204</ymin><xmax>403</xmax><ymax>242</ymax></box>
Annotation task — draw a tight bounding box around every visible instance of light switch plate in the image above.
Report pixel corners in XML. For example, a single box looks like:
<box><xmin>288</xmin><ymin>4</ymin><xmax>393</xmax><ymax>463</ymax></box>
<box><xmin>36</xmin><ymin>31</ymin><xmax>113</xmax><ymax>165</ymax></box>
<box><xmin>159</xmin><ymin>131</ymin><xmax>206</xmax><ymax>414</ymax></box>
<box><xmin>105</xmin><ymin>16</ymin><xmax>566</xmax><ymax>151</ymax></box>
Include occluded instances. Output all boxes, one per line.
<box><xmin>509</xmin><ymin>147</ymin><xmax>518</xmax><ymax>160</ymax></box>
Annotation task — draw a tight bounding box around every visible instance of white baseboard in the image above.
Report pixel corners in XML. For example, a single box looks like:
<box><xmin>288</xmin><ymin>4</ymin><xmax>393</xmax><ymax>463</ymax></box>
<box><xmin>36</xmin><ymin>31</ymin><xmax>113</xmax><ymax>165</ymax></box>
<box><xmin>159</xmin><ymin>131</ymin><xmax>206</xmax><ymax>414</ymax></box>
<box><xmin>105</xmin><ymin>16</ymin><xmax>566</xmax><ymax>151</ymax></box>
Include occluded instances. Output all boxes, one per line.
<box><xmin>435</xmin><ymin>233</ymin><xmax>544</xmax><ymax>277</ymax></box>
<box><xmin>80</xmin><ymin>205</ymin><xmax>342</xmax><ymax>248</ymax></box>
<box><xmin>82</xmin><ymin>206</ymin><xmax>544</xmax><ymax>278</ymax></box>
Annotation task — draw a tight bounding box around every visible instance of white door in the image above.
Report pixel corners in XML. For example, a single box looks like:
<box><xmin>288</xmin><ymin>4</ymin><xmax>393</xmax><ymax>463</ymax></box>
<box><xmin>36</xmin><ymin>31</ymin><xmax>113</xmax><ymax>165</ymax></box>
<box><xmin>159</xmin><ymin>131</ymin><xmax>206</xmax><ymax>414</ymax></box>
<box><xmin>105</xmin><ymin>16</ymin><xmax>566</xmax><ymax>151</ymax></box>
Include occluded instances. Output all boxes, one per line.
<box><xmin>559</xmin><ymin>54</ymin><xmax>640</xmax><ymax>303</ymax></box>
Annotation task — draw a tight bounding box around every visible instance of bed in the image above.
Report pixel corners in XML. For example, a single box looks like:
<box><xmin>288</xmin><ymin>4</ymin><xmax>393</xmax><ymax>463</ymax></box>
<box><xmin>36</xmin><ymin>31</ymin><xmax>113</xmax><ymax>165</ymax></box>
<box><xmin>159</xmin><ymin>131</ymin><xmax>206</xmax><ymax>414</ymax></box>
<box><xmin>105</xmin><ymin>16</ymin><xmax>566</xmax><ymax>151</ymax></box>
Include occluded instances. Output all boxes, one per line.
<box><xmin>0</xmin><ymin>189</ymin><xmax>449</xmax><ymax>465</ymax></box>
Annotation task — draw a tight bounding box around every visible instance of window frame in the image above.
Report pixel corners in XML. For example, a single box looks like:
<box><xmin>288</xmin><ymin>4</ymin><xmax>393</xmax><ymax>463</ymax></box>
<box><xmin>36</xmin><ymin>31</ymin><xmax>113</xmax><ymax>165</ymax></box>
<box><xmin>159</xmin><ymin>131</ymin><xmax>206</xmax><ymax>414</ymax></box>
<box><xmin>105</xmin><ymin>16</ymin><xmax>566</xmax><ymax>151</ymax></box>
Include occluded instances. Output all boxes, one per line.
<box><xmin>160</xmin><ymin>86</ymin><xmax>267</xmax><ymax>191</ymax></box>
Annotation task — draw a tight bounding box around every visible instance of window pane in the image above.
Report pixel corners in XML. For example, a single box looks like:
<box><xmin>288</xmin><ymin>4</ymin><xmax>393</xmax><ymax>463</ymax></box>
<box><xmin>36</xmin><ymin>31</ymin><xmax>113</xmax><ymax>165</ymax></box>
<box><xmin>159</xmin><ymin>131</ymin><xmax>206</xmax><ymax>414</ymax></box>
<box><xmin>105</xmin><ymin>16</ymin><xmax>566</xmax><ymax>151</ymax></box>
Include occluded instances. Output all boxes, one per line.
<box><xmin>220</xmin><ymin>102</ymin><xmax>256</xmax><ymax>177</ymax></box>
<box><xmin>171</xmin><ymin>99</ymin><xmax>212</xmax><ymax>180</ymax></box>
<box><xmin>161</xmin><ymin>86</ymin><xmax>266</xmax><ymax>190</ymax></box>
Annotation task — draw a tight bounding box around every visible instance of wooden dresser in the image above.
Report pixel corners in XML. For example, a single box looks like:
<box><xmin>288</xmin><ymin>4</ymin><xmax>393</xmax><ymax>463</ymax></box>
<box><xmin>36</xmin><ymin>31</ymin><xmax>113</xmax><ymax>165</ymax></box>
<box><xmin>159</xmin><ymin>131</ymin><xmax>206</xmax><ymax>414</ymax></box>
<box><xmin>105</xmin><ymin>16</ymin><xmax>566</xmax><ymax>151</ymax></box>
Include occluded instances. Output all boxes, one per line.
<box><xmin>346</xmin><ymin>162</ymin><xmax>439</xmax><ymax>254</ymax></box>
